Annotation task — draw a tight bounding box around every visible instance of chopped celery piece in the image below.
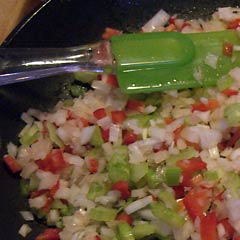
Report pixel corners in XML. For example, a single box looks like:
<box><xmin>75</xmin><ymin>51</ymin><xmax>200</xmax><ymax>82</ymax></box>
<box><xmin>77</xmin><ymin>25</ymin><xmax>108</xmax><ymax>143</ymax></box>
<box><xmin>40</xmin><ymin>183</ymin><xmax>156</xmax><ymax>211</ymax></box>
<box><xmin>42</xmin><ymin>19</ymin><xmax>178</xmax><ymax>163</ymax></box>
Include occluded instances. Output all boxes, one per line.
<box><xmin>89</xmin><ymin>206</ymin><xmax>118</xmax><ymax>222</ymax></box>
<box><xmin>87</xmin><ymin>182</ymin><xmax>107</xmax><ymax>200</ymax></box>
<box><xmin>130</xmin><ymin>163</ymin><xmax>148</xmax><ymax>183</ymax></box>
<box><xmin>90</xmin><ymin>125</ymin><xmax>104</xmax><ymax>147</ymax></box>
<box><xmin>110</xmin><ymin>145</ymin><xmax>129</xmax><ymax>162</ymax></box>
<box><xmin>74</xmin><ymin>71</ymin><xmax>98</xmax><ymax>83</ymax></box>
<box><xmin>84</xmin><ymin>147</ymin><xmax>103</xmax><ymax>158</ymax></box>
<box><xmin>150</xmin><ymin>202</ymin><xmax>185</xmax><ymax>228</ymax></box>
<box><xmin>224</xmin><ymin>103</ymin><xmax>240</xmax><ymax>127</ymax></box>
<box><xmin>63</xmin><ymin>98</ymin><xmax>74</xmax><ymax>107</ymax></box>
<box><xmin>46</xmin><ymin>122</ymin><xmax>64</xmax><ymax>148</ymax></box>
<box><xmin>19</xmin><ymin>124</ymin><xmax>39</xmax><ymax>146</ymax></box>
<box><xmin>217</xmin><ymin>75</ymin><xmax>233</xmax><ymax>91</ymax></box>
<box><xmin>147</xmin><ymin>168</ymin><xmax>163</xmax><ymax>189</ymax></box>
<box><xmin>29</xmin><ymin>175</ymin><xmax>39</xmax><ymax>191</ymax></box>
<box><xmin>60</xmin><ymin>204</ymin><xmax>75</xmax><ymax>216</ymax></box>
<box><xmin>51</xmin><ymin>199</ymin><xmax>66</xmax><ymax>209</ymax></box>
<box><xmin>164</xmin><ymin>167</ymin><xmax>181</xmax><ymax>187</ymax></box>
<box><xmin>158</xmin><ymin>191</ymin><xmax>178</xmax><ymax>211</ymax></box>
<box><xmin>132</xmin><ymin>223</ymin><xmax>155</xmax><ymax>239</ymax></box>
<box><xmin>203</xmin><ymin>170</ymin><xmax>219</xmax><ymax>181</ymax></box>
<box><xmin>224</xmin><ymin>172</ymin><xmax>240</xmax><ymax>197</ymax></box>
<box><xmin>166</xmin><ymin>147</ymin><xmax>198</xmax><ymax>166</ymax></box>
<box><xmin>70</xmin><ymin>84</ymin><xmax>85</xmax><ymax>97</ymax></box>
<box><xmin>20</xmin><ymin>179</ymin><xmax>29</xmax><ymax>197</ymax></box>
<box><xmin>117</xmin><ymin>222</ymin><xmax>135</xmax><ymax>240</ymax></box>
<box><xmin>108</xmin><ymin>161</ymin><xmax>130</xmax><ymax>183</ymax></box>
<box><xmin>56</xmin><ymin>218</ymin><xmax>64</xmax><ymax>229</ymax></box>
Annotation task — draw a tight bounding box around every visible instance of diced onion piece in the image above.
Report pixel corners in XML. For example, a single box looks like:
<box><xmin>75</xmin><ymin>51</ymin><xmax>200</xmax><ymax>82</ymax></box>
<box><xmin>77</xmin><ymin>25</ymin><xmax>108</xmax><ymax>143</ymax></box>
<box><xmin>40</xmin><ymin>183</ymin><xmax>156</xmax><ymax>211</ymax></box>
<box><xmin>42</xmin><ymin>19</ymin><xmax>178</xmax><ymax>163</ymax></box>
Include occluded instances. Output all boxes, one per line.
<box><xmin>47</xmin><ymin>209</ymin><xmax>60</xmax><ymax>224</ymax></box>
<box><xmin>124</xmin><ymin>196</ymin><xmax>153</xmax><ymax>214</ymax></box>
<box><xmin>21</xmin><ymin>112</ymin><xmax>34</xmax><ymax>124</ymax></box>
<box><xmin>80</xmin><ymin>126</ymin><xmax>96</xmax><ymax>145</ymax></box>
<box><xmin>18</xmin><ymin>224</ymin><xmax>32</xmax><ymax>238</ymax></box>
<box><xmin>20</xmin><ymin>211</ymin><xmax>34</xmax><ymax>221</ymax></box>
<box><xmin>36</xmin><ymin>170</ymin><xmax>59</xmax><ymax>190</ymax></box>
<box><xmin>63</xmin><ymin>153</ymin><xmax>84</xmax><ymax>166</ymax></box>
<box><xmin>97</xmin><ymin>116</ymin><xmax>112</xmax><ymax>130</ymax></box>
<box><xmin>109</xmin><ymin>124</ymin><xmax>122</xmax><ymax>143</ymax></box>
<box><xmin>29</xmin><ymin>195</ymin><xmax>48</xmax><ymax>209</ymax></box>
<box><xmin>7</xmin><ymin>142</ymin><xmax>18</xmax><ymax>158</ymax></box>
<box><xmin>218</xmin><ymin>7</ymin><xmax>240</xmax><ymax>22</ymax></box>
<box><xmin>208</xmin><ymin>147</ymin><xmax>220</xmax><ymax>159</ymax></box>
<box><xmin>142</xmin><ymin>9</ymin><xmax>170</xmax><ymax>32</ymax></box>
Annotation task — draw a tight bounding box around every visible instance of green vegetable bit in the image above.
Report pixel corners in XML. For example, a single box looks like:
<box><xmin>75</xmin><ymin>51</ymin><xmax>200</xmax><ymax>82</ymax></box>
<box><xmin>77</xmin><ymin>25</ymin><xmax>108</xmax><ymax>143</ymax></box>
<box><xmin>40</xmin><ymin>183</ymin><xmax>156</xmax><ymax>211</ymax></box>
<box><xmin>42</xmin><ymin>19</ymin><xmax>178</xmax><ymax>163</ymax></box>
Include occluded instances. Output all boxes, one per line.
<box><xmin>19</xmin><ymin>124</ymin><xmax>39</xmax><ymax>146</ymax></box>
<box><xmin>132</xmin><ymin>223</ymin><xmax>156</xmax><ymax>239</ymax></box>
<box><xmin>158</xmin><ymin>190</ymin><xmax>178</xmax><ymax>211</ymax></box>
<box><xmin>46</xmin><ymin>122</ymin><xmax>64</xmax><ymax>148</ymax></box>
<box><xmin>224</xmin><ymin>103</ymin><xmax>240</xmax><ymax>127</ymax></box>
<box><xmin>90</xmin><ymin>125</ymin><xmax>104</xmax><ymax>147</ymax></box>
<box><xmin>217</xmin><ymin>75</ymin><xmax>233</xmax><ymax>91</ymax></box>
<box><xmin>20</xmin><ymin>179</ymin><xmax>30</xmax><ymax>197</ymax></box>
<box><xmin>117</xmin><ymin>222</ymin><xmax>135</xmax><ymax>240</ymax></box>
<box><xmin>87</xmin><ymin>182</ymin><xmax>107</xmax><ymax>201</ymax></box>
<box><xmin>147</xmin><ymin>168</ymin><xmax>163</xmax><ymax>189</ymax></box>
<box><xmin>89</xmin><ymin>206</ymin><xmax>118</xmax><ymax>222</ymax></box>
<box><xmin>108</xmin><ymin>161</ymin><xmax>130</xmax><ymax>183</ymax></box>
<box><xmin>150</xmin><ymin>202</ymin><xmax>185</xmax><ymax>228</ymax></box>
<box><xmin>130</xmin><ymin>163</ymin><xmax>148</xmax><ymax>183</ymax></box>
<box><xmin>164</xmin><ymin>167</ymin><xmax>181</xmax><ymax>187</ymax></box>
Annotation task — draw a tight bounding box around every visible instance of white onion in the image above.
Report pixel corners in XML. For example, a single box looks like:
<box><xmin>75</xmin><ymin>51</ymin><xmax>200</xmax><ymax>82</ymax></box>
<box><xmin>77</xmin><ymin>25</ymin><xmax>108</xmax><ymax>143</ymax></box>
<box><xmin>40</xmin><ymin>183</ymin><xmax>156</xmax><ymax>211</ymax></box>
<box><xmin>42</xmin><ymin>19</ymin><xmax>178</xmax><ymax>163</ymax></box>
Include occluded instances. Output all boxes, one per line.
<box><xmin>7</xmin><ymin>142</ymin><xmax>17</xmax><ymax>158</ymax></box>
<box><xmin>109</xmin><ymin>124</ymin><xmax>122</xmax><ymax>143</ymax></box>
<box><xmin>144</xmin><ymin>105</ymin><xmax>157</xmax><ymax>114</ymax></box>
<box><xmin>166</xmin><ymin>117</ymin><xmax>184</xmax><ymax>132</ymax></box>
<box><xmin>47</xmin><ymin>209</ymin><xmax>60</xmax><ymax>224</ymax></box>
<box><xmin>217</xmin><ymin>223</ymin><xmax>226</xmax><ymax>239</ymax></box>
<box><xmin>36</xmin><ymin>170</ymin><xmax>59</xmax><ymax>190</ymax></box>
<box><xmin>27</xmin><ymin>108</ymin><xmax>45</xmax><ymax>120</ymax></box>
<box><xmin>20</xmin><ymin>162</ymin><xmax>38</xmax><ymax>179</ymax></box>
<box><xmin>31</xmin><ymin>138</ymin><xmax>52</xmax><ymax>160</ymax></box>
<box><xmin>95</xmin><ymin>191</ymin><xmax>120</xmax><ymax>205</ymax></box>
<box><xmin>193</xmin><ymin>110</ymin><xmax>210</xmax><ymax>123</ymax></box>
<box><xmin>48</xmin><ymin>109</ymin><xmax>68</xmax><ymax>126</ymax></box>
<box><xmin>20</xmin><ymin>211</ymin><xmax>34</xmax><ymax>221</ymax></box>
<box><xmin>148</xmin><ymin>126</ymin><xmax>166</xmax><ymax>141</ymax></box>
<box><xmin>124</xmin><ymin>196</ymin><xmax>153</xmax><ymax>214</ymax></box>
<box><xmin>29</xmin><ymin>195</ymin><xmax>48</xmax><ymax>209</ymax></box>
<box><xmin>21</xmin><ymin>112</ymin><xmax>34</xmax><ymax>124</ymax></box>
<box><xmin>208</xmin><ymin>146</ymin><xmax>220</xmax><ymax>159</ymax></box>
<box><xmin>18</xmin><ymin>224</ymin><xmax>32</xmax><ymax>238</ymax></box>
<box><xmin>63</xmin><ymin>153</ymin><xmax>84</xmax><ymax>166</ymax></box>
<box><xmin>218</xmin><ymin>7</ymin><xmax>240</xmax><ymax>22</ymax></box>
<box><xmin>138</xmin><ymin>209</ymin><xmax>158</xmax><ymax>221</ymax></box>
<box><xmin>97</xmin><ymin>116</ymin><xmax>112</xmax><ymax>130</ymax></box>
<box><xmin>229</xmin><ymin>67</ymin><xmax>240</xmax><ymax>86</ymax></box>
<box><xmin>131</xmin><ymin>187</ymin><xmax>148</xmax><ymax>198</ymax></box>
<box><xmin>204</xmin><ymin>53</ymin><xmax>218</xmax><ymax>69</ymax></box>
<box><xmin>91</xmin><ymin>80</ymin><xmax>112</xmax><ymax>94</ymax></box>
<box><xmin>80</xmin><ymin>126</ymin><xmax>96</xmax><ymax>145</ymax></box>
<box><xmin>142</xmin><ymin>9</ymin><xmax>170</xmax><ymax>32</ymax></box>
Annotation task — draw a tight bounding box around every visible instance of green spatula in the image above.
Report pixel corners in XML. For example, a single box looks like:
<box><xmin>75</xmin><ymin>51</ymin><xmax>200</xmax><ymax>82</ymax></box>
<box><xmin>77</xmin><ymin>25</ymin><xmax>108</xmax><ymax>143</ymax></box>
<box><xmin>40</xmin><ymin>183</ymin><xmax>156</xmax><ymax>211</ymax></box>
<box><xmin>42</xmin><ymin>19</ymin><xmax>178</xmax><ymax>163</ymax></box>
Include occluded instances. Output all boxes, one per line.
<box><xmin>0</xmin><ymin>30</ymin><xmax>239</xmax><ymax>94</ymax></box>
<box><xmin>111</xmin><ymin>30</ymin><xmax>240</xmax><ymax>93</ymax></box>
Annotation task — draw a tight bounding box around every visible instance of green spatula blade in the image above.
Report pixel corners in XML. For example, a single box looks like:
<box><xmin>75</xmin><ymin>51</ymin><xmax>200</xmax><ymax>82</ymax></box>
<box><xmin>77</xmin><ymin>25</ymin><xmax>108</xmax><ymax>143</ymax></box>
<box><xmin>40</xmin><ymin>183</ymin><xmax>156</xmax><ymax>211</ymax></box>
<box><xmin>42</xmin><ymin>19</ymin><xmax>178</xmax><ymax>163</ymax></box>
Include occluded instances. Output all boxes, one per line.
<box><xmin>111</xmin><ymin>30</ymin><xmax>240</xmax><ymax>94</ymax></box>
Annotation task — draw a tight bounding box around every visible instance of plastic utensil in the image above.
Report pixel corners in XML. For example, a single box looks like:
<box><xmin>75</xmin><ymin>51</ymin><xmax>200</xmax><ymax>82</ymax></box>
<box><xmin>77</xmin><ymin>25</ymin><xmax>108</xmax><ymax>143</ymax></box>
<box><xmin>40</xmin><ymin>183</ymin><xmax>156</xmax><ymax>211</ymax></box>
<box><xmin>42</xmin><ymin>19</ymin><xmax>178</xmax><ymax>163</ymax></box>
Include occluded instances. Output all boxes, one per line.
<box><xmin>0</xmin><ymin>30</ymin><xmax>239</xmax><ymax>94</ymax></box>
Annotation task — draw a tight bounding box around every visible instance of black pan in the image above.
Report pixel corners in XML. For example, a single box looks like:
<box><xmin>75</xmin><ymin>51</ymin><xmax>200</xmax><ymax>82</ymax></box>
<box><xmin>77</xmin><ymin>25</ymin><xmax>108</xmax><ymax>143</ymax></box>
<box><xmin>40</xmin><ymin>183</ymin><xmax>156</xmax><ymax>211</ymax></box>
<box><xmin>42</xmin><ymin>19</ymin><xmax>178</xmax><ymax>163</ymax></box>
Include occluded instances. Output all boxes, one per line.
<box><xmin>0</xmin><ymin>0</ymin><xmax>238</xmax><ymax>239</ymax></box>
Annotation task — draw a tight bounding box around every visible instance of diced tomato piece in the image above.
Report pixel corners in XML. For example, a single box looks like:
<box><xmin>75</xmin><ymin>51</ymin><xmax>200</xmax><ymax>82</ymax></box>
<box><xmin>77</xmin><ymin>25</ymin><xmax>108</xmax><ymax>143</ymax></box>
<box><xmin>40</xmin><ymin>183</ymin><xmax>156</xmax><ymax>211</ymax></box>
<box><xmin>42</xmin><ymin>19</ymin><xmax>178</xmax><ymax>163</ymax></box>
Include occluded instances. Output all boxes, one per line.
<box><xmin>223</xmin><ymin>41</ymin><xmax>233</xmax><ymax>57</ymax></box>
<box><xmin>153</xmin><ymin>142</ymin><xmax>169</xmax><ymax>152</ymax></box>
<box><xmin>181</xmin><ymin>22</ymin><xmax>191</xmax><ymax>30</ymax></box>
<box><xmin>95</xmin><ymin>236</ymin><xmax>101</xmax><ymax>240</ymax></box>
<box><xmin>126</xmin><ymin>99</ymin><xmax>145</xmax><ymax>113</ymax></box>
<box><xmin>123</xmin><ymin>130</ymin><xmax>138</xmax><ymax>145</ymax></box>
<box><xmin>219</xmin><ymin>218</ymin><xmax>235</xmax><ymax>240</ymax></box>
<box><xmin>102</xmin><ymin>27</ymin><xmax>122</xmax><ymax>40</ymax></box>
<box><xmin>227</xmin><ymin>18</ymin><xmax>240</xmax><ymax>29</ymax></box>
<box><xmin>234</xmin><ymin>237</ymin><xmax>240</xmax><ymax>240</ymax></box>
<box><xmin>181</xmin><ymin>171</ymin><xmax>193</xmax><ymax>187</ymax></box>
<box><xmin>111</xmin><ymin>110</ymin><xmax>126</xmax><ymax>124</ymax></box>
<box><xmin>111</xmin><ymin>181</ymin><xmax>131</xmax><ymax>200</ymax></box>
<box><xmin>100</xmin><ymin>128</ymin><xmax>110</xmax><ymax>142</ymax></box>
<box><xmin>64</xmin><ymin>145</ymin><xmax>73</xmax><ymax>154</ymax></box>
<box><xmin>79</xmin><ymin>117</ymin><xmax>89</xmax><ymax>127</ymax></box>
<box><xmin>185</xmin><ymin>140</ymin><xmax>201</xmax><ymax>151</ymax></box>
<box><xmin>36</xmin><ymin>149</ymin><xmax>68</xmax><ymax>174</ymax></box>
<box><xmin>116</xmin><ymin>212</ymin><xmax>133</xmax><ymax>225</ymax></box>
<box><xmin>172</xmin><ymin>185</ymin><xmax>185</xmax><ymax>199</ymax></box>
<box><xmin>183</xmin><ymin>188</ymin><xmax>212</xmax><ymax>221</ymax></box>
<box><xmin>93</xmin><ymin>108</ymin><xmax>107</xmax><ymax>120</ymax></box>
<box><xmin>41</xmin><ymin>196</ymin><xmax>54</xmax><ymax>214</ymax></box>
<box><xmin>173</xmin><ymin>125</ymin><xmax>184</xmax><ymax>142</ymax></box>
<box><xmin>222</xmin><ymin>88</ymin><xmax>238</xmax><ymax>96</ymax></box>
<box><xmin>106</xmin><ymin>74</ymin><xmax>119</xmax><ymax>87</ymax></box>
<box><xmin>88</xmin><ymin>159</ymin><xmax>98</xmax><ymax>174</ymax></box>
<box><xmin>176</xmin><ymin>157</ymin><xmax>207</xmax><ymax>173</ymax></box>
<box><xmin>35</xmin><ymin>228</ymin><xmax>61</xmax><ymax>240</ymax></box>
<box><xmin>3</xmin><ymin>155</ymin><xmax>22</xmax><ymax>173</ymax></box>
<box><xmin>200</xmin><ymin>212</ymin><xmax>218</xmax><ymax>240</ymax></box>
<box><xmin>192</xmin><ymin>99</ymin><xmax>219</xmax><ymax>112</ymax></box>
<box><xmin>169</xmin><ymin>17</ymin><xmax>176</xmax><ymax>24</ymax></box>
<box><xmin>165</xmin><ymin>23</ymin><xmax>177</xmax><ymax>32</ymax></box>
<box><xmin>190</xmin><ymin>174</ymin><xmax>204</xmax><ymax>187</ymax></box>
<box><xmin>49</xmin><ymin>181</ymin><xmax>60</xmax><ymax>197</ymax></box>
<box><xmin>30</xmin><ymin>189</ymin><xmax>49</xmax><ymax>199</ymax></box>
<box><xmin>164</xmin><ymin>118</ymin><xmax>175</xmax><ymax>124</ymax></box>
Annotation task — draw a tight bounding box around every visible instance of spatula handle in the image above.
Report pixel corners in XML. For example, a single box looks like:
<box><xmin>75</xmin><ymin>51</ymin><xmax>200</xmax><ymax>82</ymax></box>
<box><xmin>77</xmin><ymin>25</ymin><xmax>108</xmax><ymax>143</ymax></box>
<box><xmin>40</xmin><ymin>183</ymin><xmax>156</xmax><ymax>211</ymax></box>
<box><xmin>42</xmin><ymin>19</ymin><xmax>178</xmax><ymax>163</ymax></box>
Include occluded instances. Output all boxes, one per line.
<box><xmin>0</xmin><ymin>42</ymin><xmax>112</xmax><ymax>85</ymax></box>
